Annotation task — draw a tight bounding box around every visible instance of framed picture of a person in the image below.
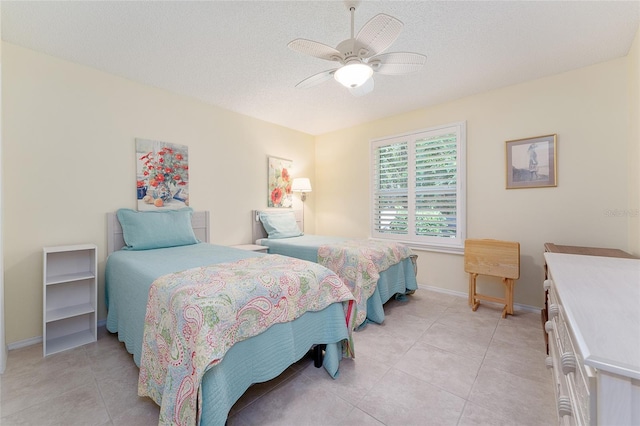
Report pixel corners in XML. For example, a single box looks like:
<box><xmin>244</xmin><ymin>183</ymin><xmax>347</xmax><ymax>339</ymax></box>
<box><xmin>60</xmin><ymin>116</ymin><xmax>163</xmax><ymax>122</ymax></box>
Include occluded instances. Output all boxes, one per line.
<box><xmin>506</xmin><ymin>134</ymin><xmax>557</xmax><ymax>189</ymax></box>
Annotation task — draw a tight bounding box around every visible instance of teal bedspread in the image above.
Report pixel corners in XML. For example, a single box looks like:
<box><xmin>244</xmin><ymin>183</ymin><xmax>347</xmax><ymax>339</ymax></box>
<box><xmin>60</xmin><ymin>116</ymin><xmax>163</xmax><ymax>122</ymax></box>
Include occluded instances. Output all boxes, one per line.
<box><xmin>105</xmin><ymin>243</ymin><xmax>351</xmax><ymax>426</ymax></box>
<box><xmin>259</xmin><ymin>235</ymin><xmax>418</xmax><ymax>325</ymax></box>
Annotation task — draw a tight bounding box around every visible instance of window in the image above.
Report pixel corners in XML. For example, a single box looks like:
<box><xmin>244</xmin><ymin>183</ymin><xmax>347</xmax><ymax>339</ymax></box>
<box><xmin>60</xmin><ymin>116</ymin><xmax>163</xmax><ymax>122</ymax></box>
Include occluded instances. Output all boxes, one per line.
<box><xmin>371</xmin><ymin>122</ymin><xmax>466</xmax><ymax>252</ymax></box>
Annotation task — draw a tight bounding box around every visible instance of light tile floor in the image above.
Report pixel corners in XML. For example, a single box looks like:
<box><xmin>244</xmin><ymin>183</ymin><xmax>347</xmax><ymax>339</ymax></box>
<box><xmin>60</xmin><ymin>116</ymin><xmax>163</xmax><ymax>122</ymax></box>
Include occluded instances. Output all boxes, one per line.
<box><xmin>0</xmin><ymin>289</ymin><xmax>556</xmax><ymax>425</ymax></box>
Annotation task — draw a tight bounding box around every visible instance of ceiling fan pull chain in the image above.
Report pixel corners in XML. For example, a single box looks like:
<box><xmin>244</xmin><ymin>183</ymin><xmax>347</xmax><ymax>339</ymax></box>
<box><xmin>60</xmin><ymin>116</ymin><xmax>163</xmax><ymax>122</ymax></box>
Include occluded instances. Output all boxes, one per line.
<box><xmin>350</xmin><ymin>7</ymin><xmax>355</xmax><ymax>39</ymax></box>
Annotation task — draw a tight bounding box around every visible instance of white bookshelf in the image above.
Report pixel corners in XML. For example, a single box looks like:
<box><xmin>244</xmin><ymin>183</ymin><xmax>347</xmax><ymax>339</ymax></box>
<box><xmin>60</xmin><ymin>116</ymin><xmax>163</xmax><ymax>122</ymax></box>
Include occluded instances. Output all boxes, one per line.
<box><xmin>42</xmin><ymin>244</ymin><xmax>97</xmax><ymax>356</ymax></box>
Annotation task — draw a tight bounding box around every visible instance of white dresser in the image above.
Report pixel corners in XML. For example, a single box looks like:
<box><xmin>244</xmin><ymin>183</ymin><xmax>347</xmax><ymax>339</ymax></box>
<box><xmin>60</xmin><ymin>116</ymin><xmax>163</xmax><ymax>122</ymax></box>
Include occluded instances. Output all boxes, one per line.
<box><xmin>544</xmin><ymin>253</ymin><xmax>640</xmax><ymax>425</ymax></box>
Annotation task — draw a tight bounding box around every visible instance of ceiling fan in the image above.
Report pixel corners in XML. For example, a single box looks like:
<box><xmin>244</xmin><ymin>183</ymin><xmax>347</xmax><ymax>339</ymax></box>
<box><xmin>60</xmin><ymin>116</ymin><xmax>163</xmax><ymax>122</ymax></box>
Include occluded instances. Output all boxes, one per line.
<box><xmin>288</xmin><ymin>4</ymin><xmax>426</xmax><ymax>96</ymax></box>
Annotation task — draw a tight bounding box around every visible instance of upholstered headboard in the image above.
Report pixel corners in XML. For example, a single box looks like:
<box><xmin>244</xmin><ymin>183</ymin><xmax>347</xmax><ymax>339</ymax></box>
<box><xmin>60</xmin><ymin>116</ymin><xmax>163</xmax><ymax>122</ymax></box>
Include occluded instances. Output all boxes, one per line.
<box><xmin>107</xmin><ymin>210</ymin><xmax>210</xmax><ymax>255</ymax></box>
<box><xmin>252</xmin><ymin>209</ymin><xmax>303</xmax><ymax>243</ymax></box>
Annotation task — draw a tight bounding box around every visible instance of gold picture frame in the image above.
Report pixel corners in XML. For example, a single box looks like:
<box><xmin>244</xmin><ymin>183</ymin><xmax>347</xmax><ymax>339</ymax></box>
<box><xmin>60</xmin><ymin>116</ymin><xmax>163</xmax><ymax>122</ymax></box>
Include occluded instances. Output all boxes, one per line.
<box><xmin>506</xmin><ymin>134</ymin><xmax>557</xmax><ymax>189</ymax></box>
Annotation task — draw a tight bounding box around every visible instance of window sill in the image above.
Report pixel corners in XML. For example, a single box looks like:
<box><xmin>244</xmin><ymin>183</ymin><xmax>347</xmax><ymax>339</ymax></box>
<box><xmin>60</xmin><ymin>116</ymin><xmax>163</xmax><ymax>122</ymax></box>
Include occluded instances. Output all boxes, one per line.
<box><xmin>370</xmin><ymin>238</ymin><xmax>464</xmax><ymax>255</ymax></box>
<box><xmin>408</xmin><ymin>244</ymin><xmax>464</xmax><ymax>255</ymax></box>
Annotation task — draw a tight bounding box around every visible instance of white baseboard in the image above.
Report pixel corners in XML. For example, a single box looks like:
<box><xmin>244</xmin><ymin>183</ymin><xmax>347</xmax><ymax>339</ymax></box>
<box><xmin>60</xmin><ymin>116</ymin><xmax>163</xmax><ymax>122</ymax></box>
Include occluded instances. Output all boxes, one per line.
<box><xmin>7</xmin><ymin>336</ymin><xmax>41</xmax><ymax>351</ymax></box>
<box><xmin>7</xmin><ymin>319</ymin><xmax>108</xmax><ymax>351</ymax></box>
<box><xmin>420</xmin><ymin>284</ymin><xmax>542</xmax><ymax>314</ymax></box>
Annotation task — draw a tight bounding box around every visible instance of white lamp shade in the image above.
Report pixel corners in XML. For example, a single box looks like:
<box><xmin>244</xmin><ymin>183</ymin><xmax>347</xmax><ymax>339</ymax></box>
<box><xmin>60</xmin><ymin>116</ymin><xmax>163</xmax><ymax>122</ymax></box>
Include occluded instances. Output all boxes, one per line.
<box><xmin>334</xmin><ymin>63</ymin><xmax>373</xmax><ymax>88</ymax></box>
<box><xmin>291</xmin><ymin>178</ymin><xmax>312</xmax><ymax>192</ymax></box>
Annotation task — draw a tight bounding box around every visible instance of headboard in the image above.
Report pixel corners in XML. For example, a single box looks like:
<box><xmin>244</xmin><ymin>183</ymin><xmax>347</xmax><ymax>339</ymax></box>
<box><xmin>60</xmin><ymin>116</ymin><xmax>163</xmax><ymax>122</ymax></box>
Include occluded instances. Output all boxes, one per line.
<box><xmin>107</xmin><ymin>211</ymin><xmax>210</xmax><ymax>255</ymax></box>
<box><xmin>252</xmin><ymin>209</ymin><xmax>303</xmax><ymax>243</ymax></box>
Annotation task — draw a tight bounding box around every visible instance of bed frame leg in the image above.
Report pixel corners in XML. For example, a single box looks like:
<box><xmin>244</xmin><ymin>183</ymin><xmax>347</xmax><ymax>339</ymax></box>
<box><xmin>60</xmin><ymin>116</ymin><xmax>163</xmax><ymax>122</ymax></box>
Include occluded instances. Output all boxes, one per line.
<box><xmin>313</xmin><ymin>344</ymin><xmax>326</xmax><ymax>368</ymax></box>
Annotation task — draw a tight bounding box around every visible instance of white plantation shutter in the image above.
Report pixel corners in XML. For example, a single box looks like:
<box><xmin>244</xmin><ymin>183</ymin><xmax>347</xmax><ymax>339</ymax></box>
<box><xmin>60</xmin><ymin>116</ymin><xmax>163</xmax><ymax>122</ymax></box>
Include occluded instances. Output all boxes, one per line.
<box><xmin>415</xmin><ymin>132</ymin><xmax>458</xmax><ymax>238</ymax></box>
<box><xmin>372</xmin><ymin>140</ymin><xmax>409</xmax><ymax>235</ymax></box>
<box><xmin>371</xmin><ymin>122</ymin><xmax>466</xmax><ymax>252</ymax></box>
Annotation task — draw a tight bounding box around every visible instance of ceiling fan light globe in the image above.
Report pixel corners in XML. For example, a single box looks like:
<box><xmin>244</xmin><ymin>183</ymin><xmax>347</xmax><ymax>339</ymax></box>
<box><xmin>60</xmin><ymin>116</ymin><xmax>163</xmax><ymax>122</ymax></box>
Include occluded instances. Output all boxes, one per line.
<box><xmin>334</xmin><ymin>63</ymin><xmax>373</xmax><ymax>88</ymax></box>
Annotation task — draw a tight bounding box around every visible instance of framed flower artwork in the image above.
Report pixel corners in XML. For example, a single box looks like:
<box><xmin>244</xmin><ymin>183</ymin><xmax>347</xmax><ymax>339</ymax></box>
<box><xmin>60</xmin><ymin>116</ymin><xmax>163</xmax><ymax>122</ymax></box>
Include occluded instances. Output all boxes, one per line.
<box><xmin>136</xmin><ymin>139</ymin><xmax>189</xmax><ymax>210</ymax></box>
<box><xmin>267</xmin><ymin>156</ymin><xmax>293</xmax><ymax>208</ymax></box>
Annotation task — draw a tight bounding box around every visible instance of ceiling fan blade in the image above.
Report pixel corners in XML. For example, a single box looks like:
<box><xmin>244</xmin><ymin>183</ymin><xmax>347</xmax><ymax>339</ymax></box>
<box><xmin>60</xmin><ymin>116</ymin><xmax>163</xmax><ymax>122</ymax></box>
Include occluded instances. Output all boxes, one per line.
<box><xmin>288</xmin><ymin>39</ymin><xmax>342</xmax><ymax>62</ymax></box>
<box><xmin>369</xmin><ymin>52</ymin><xmax>426</xmax><ymax>75</ymax></box>
<box><xmin>355</xmin><ymin>14</ymin><xmax>403</xmax><ymax>58</ymax></box>
<box><xmin>348</xmin><ymin>76</ymin><xmax>374</xmax><ymax>97</ymax></box>
<box><xmin>295</xmin><ymin>69</ymin><xmax>338</xmax><ymax>89</ymax></box>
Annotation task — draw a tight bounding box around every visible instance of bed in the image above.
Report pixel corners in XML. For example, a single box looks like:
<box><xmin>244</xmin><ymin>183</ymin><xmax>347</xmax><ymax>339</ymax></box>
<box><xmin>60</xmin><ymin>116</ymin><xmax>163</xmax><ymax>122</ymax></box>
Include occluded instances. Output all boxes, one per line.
<box><xmin>252</xmin><ymin>209</ymin><xmax>418</xmax><ymax>329</ymax></box>
<box><xmin>105</xmin><ymin>208</ymin><xmax>355</xmax><ymax>426</ymax></box>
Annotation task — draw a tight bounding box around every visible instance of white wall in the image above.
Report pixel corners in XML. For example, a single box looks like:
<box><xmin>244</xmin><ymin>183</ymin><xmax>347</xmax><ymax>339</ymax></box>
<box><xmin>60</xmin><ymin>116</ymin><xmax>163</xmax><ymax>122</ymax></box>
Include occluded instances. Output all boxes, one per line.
<box><xmin>1</xmin><ymin>43</ymin><xmax>315</xmax><ymax>344</ymax></box>
<box><xmin>0</xmin><ymin>7</ymin><xmax>6</xmax><ymax>372</ymax></box>
<box><xmin>315</xmin><ymin>56</ymin><xmax>633</xmax><ymax>309</ymax></box>
<box><xmin>628</xmin><ymin>28</ymin><xmax>640</xmax><ymax>256</ymax></box>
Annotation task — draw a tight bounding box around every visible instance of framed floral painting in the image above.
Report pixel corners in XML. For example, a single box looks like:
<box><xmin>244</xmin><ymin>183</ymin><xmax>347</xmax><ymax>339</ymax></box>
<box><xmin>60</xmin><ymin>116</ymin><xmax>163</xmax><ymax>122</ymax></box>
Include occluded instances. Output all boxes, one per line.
<box><xmin>136</xmin><ymin>139</ymin><xmax>189</xmax><ymax>210</ymax></box>
<box><xmin>268</xmin><ymin>156</ymin><xmax>292</xmax><ymax>208</ymax></box>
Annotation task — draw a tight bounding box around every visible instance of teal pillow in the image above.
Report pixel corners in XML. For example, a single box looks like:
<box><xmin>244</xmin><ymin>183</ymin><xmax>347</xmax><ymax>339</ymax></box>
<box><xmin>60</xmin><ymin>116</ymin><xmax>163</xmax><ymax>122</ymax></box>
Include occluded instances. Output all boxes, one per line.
<box><xmin>116</xmin><ymin>207</ymin><xmax>199</xmax><ymax>250</ymax></box>
<box><xmin>259</xmin><ymin>211</ymin><xmax>303</xmax><ymax>239</ymax></box>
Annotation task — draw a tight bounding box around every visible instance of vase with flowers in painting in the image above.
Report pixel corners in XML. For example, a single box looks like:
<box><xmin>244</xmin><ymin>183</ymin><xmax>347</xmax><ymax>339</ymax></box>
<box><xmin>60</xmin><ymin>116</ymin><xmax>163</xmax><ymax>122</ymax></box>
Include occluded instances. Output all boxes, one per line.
<box><xmin>139</xmin><ymin>145</ymin><xmax>188</xmax><ymax>207</ymax></box>
<box><xmin>151</xmin><ymin>180</ymin><xmax>172</xmax><ymax>202</ymax></box>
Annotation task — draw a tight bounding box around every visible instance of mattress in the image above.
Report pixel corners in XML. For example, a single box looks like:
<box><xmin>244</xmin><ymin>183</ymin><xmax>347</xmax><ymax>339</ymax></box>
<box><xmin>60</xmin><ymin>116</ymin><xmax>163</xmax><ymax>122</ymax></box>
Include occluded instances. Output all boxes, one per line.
<box><xmin>105</xmin><ymin>242</ymin><xmax>350</xmax><ymax>426</ymax></box>
<box><xmin>257</xmin><ymin>235</ymin><xmax>418</xmax><ymax>325</ymax></box>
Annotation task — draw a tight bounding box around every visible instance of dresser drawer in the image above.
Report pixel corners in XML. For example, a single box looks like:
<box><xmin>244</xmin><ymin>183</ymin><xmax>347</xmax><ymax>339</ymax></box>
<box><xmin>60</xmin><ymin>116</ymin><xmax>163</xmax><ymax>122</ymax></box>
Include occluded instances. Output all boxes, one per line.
<box><xmin>547</xmin><ymin>319</ymin><xmax>575</xmax><ymax>425</ymax></box>
<box><xmin>545</xmin><ymin>278</ymin><xmax>597</xmax><ymax>426</ymax></box>
<box><xmin>556</xmin><ymin>306</ymin><xmax>596</xmax><ymax>425</ymax></box>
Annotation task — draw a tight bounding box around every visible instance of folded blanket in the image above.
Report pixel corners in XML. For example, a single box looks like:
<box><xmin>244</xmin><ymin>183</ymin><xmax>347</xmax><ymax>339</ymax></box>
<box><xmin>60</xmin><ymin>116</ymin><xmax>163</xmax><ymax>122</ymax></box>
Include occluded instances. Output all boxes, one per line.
<box><xmin>138</xmin><ymin>254</ymin><xmax>355</xmax><ymax>426</ymax></box>
<box><xmin>318</xmin><ymin>239</ymin><xmax>413</xmax><ymax>328</ymax></box>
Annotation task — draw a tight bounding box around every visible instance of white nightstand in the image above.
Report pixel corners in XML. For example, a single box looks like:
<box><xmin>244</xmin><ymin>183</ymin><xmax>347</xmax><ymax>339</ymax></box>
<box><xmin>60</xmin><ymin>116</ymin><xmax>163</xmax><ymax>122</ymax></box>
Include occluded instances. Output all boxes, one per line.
<box><xmin>231</xmin><ymin>244</ymin><xmax>269</xmax><ymax>253</ymax></box>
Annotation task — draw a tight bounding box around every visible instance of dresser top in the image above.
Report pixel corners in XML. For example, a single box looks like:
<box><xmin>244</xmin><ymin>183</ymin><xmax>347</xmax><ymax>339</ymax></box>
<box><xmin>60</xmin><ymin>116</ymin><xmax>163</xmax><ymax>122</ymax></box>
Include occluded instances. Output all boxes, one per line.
<box><xmin>544</xmin><ymin>242</ymin><xmax>637</xmax><ymax>258</ymax></box>
<box><xmin>545</xmin><ymin>252</ymin><xmax>640</xmax><ymax>379</ymax></box>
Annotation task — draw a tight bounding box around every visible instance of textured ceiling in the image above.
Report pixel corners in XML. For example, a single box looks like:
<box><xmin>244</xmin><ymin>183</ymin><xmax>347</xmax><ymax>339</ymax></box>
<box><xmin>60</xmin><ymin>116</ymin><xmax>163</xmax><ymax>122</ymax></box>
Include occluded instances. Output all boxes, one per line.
<box><xmin>2</xmin><ymin>1</ymin><xmax>639</xmax><ymax>135</ymax></box>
